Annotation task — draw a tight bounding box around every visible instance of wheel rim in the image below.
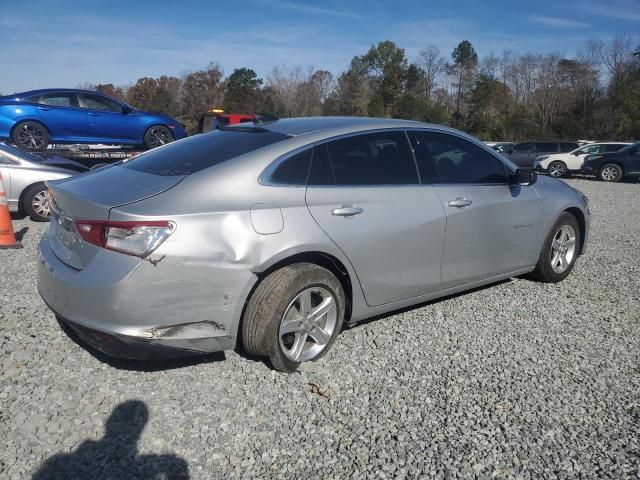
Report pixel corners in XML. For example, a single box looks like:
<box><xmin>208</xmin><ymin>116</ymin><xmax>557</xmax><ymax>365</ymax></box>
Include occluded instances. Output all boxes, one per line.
<box><xmin>146</xmin><ymin>127</ymin><xmax>172</xmax><ymax>148</ymax></box>
<box><xmin>601</xmin><ymin>167</ymin><xmax>617</xmax><ymax>181</ymax></box>
<box><xmin>16</xmin><ymin>123</ymin><xmax>46</xmax><ymax>150</ymax></box>
<box><xmin>550</xmin><ymin>224</ymin><xmax>576</xmax><ymax>274</ymax></box>
<box><xmin>549</xmin><ymin>162</ymin><xmax>565</xmax><ymax>177</ymax></box>
<box><xmin>279</xmin><ymin>286</ymin><xmax>338</xmax><ymax>363</ymax></box>
<box><xmin>32</xmin><ymin>190</ymin><xmax>51</xmax><ymax>217</ymax></box>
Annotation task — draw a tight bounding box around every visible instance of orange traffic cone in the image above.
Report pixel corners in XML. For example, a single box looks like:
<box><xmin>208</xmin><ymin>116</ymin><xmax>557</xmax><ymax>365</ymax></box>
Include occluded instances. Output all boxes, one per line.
<box><xmin>0</xmin><ymin>170</ymin><xmax>22</xmax><ymax>249</ymax></box>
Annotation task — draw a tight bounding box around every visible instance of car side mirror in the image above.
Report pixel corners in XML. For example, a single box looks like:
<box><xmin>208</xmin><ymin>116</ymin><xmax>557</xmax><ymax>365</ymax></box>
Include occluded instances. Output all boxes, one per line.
<box><xmin>122</xmin><ymin>105</ymin><xmax>133</xmax><ymax>115</ymax></box>
<box><xmin>510</xmin><ymin>168</ymin><xmax>537</xmax><ymax>186</ymax></box>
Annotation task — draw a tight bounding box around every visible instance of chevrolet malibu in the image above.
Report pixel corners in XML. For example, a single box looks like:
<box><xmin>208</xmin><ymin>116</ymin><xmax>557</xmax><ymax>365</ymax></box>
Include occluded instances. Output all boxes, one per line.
<box><xmin>38</xmin><ymin>117</ymin><xmax>590</xmax><ymax>372</ymax></box>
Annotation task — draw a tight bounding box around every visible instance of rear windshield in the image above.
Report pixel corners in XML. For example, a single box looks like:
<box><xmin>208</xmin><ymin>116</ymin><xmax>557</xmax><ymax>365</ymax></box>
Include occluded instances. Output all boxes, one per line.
<box><xmin>122</xmin><ymin>129</ymin><xmax>288</xmax><ymax>176</ymax></box>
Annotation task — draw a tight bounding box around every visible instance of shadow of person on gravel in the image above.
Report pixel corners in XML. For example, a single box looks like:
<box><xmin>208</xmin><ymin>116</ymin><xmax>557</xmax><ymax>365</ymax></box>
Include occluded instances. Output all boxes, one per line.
<box><xmin>31</xmin><ymin>400</ymin><xmax>189</xmax><ymax>480</ymax></box>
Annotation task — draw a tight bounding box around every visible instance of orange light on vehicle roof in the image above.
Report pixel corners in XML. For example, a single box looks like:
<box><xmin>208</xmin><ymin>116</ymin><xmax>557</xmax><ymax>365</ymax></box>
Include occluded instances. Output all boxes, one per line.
<box><xmin>210</xmin><ymin>108</ymin><xmax>225</xmax><ymax>113</ymax></box>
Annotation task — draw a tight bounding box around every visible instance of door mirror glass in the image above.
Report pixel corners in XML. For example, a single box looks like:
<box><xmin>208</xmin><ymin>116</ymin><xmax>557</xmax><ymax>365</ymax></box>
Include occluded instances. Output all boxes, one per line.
<box><xmin>510</xmin><ymin>168</ymin><xmax>537</xmax><ymax>186</ymax></box>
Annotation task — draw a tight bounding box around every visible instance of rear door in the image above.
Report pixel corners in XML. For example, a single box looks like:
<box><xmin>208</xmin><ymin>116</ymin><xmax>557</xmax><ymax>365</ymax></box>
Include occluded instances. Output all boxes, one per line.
<box><xmin>408</xmin><ymin>130</ymin><xmax>540</xmax><ymax>287</ymax></box>
<box><xmin>35</xmin><ymin>92</ymin><xmax>89</xmax><ymax>141</ymax></box>
<box><xmin>79</xmin><ymin>93</ymin><xmax>138</xmax><ymax>143</ymax></box>
<box><xmin>305</xmin><ymin>130</ymin><xmax>446</xmax><ymax>307</ymax></box>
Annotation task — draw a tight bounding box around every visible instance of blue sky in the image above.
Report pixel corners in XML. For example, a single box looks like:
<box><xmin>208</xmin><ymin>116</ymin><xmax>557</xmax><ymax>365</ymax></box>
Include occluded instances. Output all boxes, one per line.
<box><xmin>1</xmin><ymin>0</ymin><xmax>638</xmax><ymax>94</ymax></box>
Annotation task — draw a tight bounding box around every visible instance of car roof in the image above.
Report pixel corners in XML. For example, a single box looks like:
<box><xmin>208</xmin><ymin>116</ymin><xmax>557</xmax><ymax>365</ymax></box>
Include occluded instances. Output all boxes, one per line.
<box><xmin>254</xmin><ymin>116</ymin><xmax>461</xmax><ymax>138</ymax></box>
<box><xmin>3</xmin><ymin>88</ymin><xmax>107</xmax><ymax>99</ymax></box>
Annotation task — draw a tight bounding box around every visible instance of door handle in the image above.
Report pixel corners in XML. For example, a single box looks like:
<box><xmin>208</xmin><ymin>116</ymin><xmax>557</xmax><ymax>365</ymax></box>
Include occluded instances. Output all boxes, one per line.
<box><xmin>448</xmin><ymin>198</ymin><xmax>472</xmax><ymax>208</ymax></box>
<box><xmin>331</xmin><ymin>206</ymin><xmax>363</xmax><ymax>217</ymax></box>
<box><xmin>37</xmin><ymin>106</ymin><xmax>50</xmax><ymax>111</ymax></box>
<box><xmin>88</xmin><ymin>112</ymin><xmax>101</xmax><ymax>117</ymax></box>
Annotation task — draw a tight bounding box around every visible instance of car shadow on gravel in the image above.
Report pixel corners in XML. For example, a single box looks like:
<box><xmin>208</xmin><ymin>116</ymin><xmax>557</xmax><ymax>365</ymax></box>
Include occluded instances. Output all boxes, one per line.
<box><xmin>31</xmin><ymin>400</ymin><xmax>189</xmax><ymax>480</ymax></box>
<box><xmin>58</xmin><ymin>319</ymin><xmax>226</xmax><ymax>372</ymax></box>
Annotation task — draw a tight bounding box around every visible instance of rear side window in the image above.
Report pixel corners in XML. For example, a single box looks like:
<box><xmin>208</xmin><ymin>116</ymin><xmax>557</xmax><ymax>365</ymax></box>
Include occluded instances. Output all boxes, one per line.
<box><xmin>560</xmin><ymin>143</ymin><xmax>579</xmax><ymax>152</ymax></box>
<box><xmin>323</xmin><ymin>131</ymin><xmax>419</xmax><ymax>185</ymax></box>
<box><xmin>535</xmin><ymin>143</ymin><xmax>558</xmax><ymax>152</ymax></box>
<box><xmin>122</xmin><ymin>130</ymin><xmax>288</xmax><ymax>176</ymax></box>
<box><xmin>269</xmin><ymin>148</ymin><xmax>312</xmax><ymax>185</ymax></box>
<box><xmin>40</xmin><ymin>93</ymin><xmax>79</xmax><ymax>108</ymax></box>
<box><xmin>408</xmin><ymin>131</ymin><xmax>508</xmax><ymax>185</ymax></box>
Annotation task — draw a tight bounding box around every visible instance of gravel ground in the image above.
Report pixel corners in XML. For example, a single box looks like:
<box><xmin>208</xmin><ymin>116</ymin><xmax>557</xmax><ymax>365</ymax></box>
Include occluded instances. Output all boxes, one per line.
<box><xmin>1</xmin><ymin>178</ymin><xmax>639</xmax><ymax>479</ymax></box>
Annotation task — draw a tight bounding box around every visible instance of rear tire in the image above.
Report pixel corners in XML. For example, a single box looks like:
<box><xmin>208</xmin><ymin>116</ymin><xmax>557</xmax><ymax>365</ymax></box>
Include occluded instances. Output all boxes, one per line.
<box><xmin>599</xmin><ymin>163</ymin><xmax>622</xmax><ymax>182</ymax></box>
<box><xmin>530</xmin><ymin>212</ymin><xmax>580</xmax><ymax>283</ymax></box>
<box><xmin>143</xmin><ymin>125</ymin><xmax>174</xmax><ymax>149</ymax></box>
<box><xmin>242</xmin><ymin>263</ymin><xmax>345</xmax><ymax>372</ymax></box>
<box><xmin>12</xmin><ymin>121</ymin><xmax>50</xmax><ymax>151</ymax></box>
<box><xmin>23</xmin><ymin>184</ymin><xmax>51</xmax><ymax>222</ymax></box>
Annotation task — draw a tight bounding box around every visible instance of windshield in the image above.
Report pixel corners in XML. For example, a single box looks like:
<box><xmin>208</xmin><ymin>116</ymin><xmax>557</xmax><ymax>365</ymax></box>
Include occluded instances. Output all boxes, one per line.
<box><xmin>122</xmin><ymin>129</ymin><xmax>289</xmax><ymax>176</ymax></box>
<box><xmin>0</xmin><ymin>143</ymin><xmax>45</xmax><ymax>162</ymax></box>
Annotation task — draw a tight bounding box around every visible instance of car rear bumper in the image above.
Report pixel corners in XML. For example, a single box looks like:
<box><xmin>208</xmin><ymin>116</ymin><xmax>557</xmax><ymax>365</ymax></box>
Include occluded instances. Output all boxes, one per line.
<box><xmin>37</xmin><ymin>235</ymin><xmax>257</xmax><ymax>360</ymax></box>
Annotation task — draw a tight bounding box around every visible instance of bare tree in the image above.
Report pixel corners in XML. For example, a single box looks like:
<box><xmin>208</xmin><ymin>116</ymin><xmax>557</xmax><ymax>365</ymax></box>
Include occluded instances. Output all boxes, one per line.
<box><xmin>417</xmin><ymin>45</ymin><xmax>446</xmax><ymax>100</ymax></box>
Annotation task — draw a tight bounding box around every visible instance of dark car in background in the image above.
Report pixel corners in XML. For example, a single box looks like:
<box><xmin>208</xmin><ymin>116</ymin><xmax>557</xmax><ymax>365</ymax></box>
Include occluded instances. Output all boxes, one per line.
<box><xmin>0</xmin><ymin>89</ymin><xmax>187</xmax><ymax>151</ymax></box>
<box><xmin>582</xmin><ymin>142</ymin><xmax>640</xmax><ymax>182</ymax></box>
<box><xmin>506</xmin><ymin>141</ymin><xmax>580</xmax><ymax>168</ymax></box>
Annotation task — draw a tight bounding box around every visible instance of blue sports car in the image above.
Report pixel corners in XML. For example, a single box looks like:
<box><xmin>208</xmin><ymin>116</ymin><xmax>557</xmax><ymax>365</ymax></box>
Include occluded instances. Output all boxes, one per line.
<box><xmin>0</xmin><ymin>89</ymin><xmax>187</xmax><ymax>151</ymax></box>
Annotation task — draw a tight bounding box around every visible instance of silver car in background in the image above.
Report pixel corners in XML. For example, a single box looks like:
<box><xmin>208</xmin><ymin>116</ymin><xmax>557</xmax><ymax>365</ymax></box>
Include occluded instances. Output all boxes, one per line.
<box><xmin>0</xmin><ymin>143</ymin><xmax>87</xmax><ymax>221</ymax></box>
<box><xmin>37</xmin><ymin>117</ymin><xmax>590</xmax><ymax>372</ymax></box>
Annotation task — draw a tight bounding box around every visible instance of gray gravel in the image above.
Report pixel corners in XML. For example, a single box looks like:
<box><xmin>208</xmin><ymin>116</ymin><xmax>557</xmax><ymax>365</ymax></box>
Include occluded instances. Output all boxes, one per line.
<box><xmin>1</xmin><ymin>178</ymin><xmax>639</xmax><ymax>479</ymax></box>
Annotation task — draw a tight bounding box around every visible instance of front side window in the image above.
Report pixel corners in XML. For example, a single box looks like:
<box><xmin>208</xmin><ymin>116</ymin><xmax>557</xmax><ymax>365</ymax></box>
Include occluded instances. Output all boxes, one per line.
<box><xmin>579</xmin><ymin>145</ymin><xmax>602</xmax><ymax>155</ymax></box>
<box><xmin>604</xmin><ymin>144</ymin><xmax>626</xmax><ymax>153</ymax></box>
<box><xmin>82</xmin><ymin>93</ymin><xmax>122</xmax><ymax>112</ymax></box>
<box><xmin>123</xmin><ymin>129</ymin><xmax>289</xmax><ymax>176</ymax></box>
<box><xmin>40</xmin><ymin>93</ymin><xmax>79</xmax><ymax>108</ymax></box>
<box><xmin>409</xmin><ymin>131</ymin><xmax>509</xmax><ymax>185</ymax></box>
<box><xmin>321</xmin><ymin>131</ymin><xmax>418</xmax><ymax>185</ymax></box>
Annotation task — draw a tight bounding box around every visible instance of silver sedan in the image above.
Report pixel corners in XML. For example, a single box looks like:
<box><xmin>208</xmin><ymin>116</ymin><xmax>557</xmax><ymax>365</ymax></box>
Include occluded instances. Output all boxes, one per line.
<box><xmin>0</xmin><ymin>143</ymin><xmax>86</xmax><ymax>221</ymax></box>
<box><xmin>37</xmin><ymin>117</ymin><xmax>590</xmax><ymax>372</ymax></box>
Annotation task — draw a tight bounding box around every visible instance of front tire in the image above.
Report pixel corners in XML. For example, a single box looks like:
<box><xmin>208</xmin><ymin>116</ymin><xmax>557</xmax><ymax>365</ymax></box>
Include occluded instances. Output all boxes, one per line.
<box><xmin>599</xmin><ymin>163</ymin><xmax>623</xmax><ymax>182</ymax></box>
<box><xmin>23</xmin><ymin>184</ymin><xmax>51</xmax><ymax>222</ymax></box>
<box><xmin>242</xmin><ymin>263</ymin><xmax>345</xmax><ymax>372</ymax></box>
<box><xmin>530</xmin><ymin>212</ymin><xmax>580</xmax><ymax>283</ymax></box>
<box><xmin>547</xmin><ymin>161</ymin><xmax>567</xmax><ymax>178</ymax></box>
<box><xmin>143</xmin><ymin>125</ymin><xmax>174</xmax><ymax>149</ymax></box>
<box><xmin>12</xmin><ymin>121</ymin><xmax>50</xmax><ymax>151</ymax></box>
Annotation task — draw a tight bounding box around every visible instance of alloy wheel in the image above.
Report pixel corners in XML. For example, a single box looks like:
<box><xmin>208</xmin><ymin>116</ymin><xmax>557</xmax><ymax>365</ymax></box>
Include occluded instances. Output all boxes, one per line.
<box><xmin>278</xmin><ymin>287</ymin><xmax>338</xmax><ymax>363</ymax></box>
<box><xmin>31</xmin><ymin>190</ymin><xmax>51</xmax><ymax>218</ymax></box>
<box><xmin>145</xmin><ymin>126</ymin><xmax>172</xmax><ymax>148</ymax></box>
<box><xmin>548</xmin><ymin>162</ymin><xmax>566</xmax><ymax>178</ymax></box>
<box><xmin>550</xmin><ymin>224</ymin><xmax>576</xmax><ymax>274</ymax></box>
<box><xmin>600</xmin><ymin>166</ymin><xmax>618</xmax><ymax>181</ymax></box>
<box><xmin>16</xmin><ymin>123</ymin><xmax>47</xmax><ymax>150</ymax></box>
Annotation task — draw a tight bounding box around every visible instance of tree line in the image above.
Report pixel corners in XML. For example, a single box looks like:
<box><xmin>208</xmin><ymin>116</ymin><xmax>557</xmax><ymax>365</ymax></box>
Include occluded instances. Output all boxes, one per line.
<box><xmin>84</xmin><ymin>35</ymin><xmax>640</xmax><ymax>141</ymax></box>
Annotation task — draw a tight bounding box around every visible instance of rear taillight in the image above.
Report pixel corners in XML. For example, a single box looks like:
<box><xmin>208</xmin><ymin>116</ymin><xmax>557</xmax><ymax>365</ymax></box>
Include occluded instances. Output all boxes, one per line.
<box><xmin>74</xmin><ymin>220</ymin><xmax>175</xmax><ymax>258</ymax></box>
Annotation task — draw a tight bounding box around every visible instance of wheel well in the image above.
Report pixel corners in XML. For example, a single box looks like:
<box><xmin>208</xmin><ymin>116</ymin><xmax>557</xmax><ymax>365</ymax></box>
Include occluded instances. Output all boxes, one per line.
<box><xmin>257</xmin><ymin>252</ymin><xmax>353</xmax><ymax>321</ymax></box>
<box><xmin>10</xmin><ymin>120</ymin><xmax>51</xmax><ymax>139</ymax></box>
<box><xmin>18</xmin><ymin>182</ymin><xmax>46</xmax><ymax>213</ymax></box>
<box><xmin>564</xmin><ymin>207</ymin><xmax>586</xmax><ymax>255</ymax></box>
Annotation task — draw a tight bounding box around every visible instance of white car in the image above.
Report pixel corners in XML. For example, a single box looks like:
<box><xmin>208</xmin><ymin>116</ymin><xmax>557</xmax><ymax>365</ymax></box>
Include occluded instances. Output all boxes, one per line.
<box><xmin>535</xmin><ymin>142</ymin><xmax>631</xmax><ymax>178</ymax></box>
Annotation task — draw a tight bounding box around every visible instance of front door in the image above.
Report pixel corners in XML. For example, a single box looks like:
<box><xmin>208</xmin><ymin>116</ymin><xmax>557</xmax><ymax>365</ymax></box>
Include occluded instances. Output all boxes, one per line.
<box><xmin>305</xmin><ymin>131</ymin><xmax>446</xmax><ymax>307</ymax></box>
<box><xmin>79</xmin><ymin>93</ymin><xmax>138</xmax><ymax>143</ymax></box>
<box><xmin>407</xmin><ymin>130</ymin><xmax>540</xmax><ymax>288</ymax></box>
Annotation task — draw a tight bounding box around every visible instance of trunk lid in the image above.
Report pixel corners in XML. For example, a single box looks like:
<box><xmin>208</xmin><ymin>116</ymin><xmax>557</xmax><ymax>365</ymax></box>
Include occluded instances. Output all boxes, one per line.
<box><xmin>46</xmin><ymin>165</ymin><xmax>184</xmax><ymax>270</ymax></box>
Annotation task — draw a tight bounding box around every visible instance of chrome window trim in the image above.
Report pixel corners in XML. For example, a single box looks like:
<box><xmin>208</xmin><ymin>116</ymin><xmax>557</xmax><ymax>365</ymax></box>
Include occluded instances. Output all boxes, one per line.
<box><xmin>260</xmin><ymin>126</ymin><xmax>520</xmax><ymax>188</ymax></box>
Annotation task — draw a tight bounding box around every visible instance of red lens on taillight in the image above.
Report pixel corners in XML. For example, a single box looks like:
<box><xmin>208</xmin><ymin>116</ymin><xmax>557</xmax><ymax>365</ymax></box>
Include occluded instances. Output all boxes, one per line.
<box><xmin>75</xmin><ymin>221</ymin><xmax>107</xmax><ymax>247</ymax></box>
